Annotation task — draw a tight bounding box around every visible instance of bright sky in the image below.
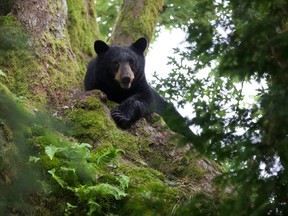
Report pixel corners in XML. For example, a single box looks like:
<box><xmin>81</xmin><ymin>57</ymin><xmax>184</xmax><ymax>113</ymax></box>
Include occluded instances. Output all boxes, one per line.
<box><xmin>145</xmin><ymin>28</ymin><xmax>194</xmax><ymax>117</ymax></box>
<box><xmin>145</xmin><ymin>28</ymin><xmax>186</xmax><ymax>82</ymax></box>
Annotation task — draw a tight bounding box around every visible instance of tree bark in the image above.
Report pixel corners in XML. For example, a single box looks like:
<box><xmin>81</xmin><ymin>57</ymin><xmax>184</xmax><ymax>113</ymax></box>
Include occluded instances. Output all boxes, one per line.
<box><xmin>109</xmin><ymin>0</ymin><xmax>163</xmax><ymax>45</ymax></box>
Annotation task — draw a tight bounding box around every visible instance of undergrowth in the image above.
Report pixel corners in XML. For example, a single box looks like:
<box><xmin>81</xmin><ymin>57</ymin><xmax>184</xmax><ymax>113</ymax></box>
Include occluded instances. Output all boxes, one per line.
<box><xmin>0</xmin><ymin>84</ymin><xmax>129</xmax><ymax>215</ymax></box>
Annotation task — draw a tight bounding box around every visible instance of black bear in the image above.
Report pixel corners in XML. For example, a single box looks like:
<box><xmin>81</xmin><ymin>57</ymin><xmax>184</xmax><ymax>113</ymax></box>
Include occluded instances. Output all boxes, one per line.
<box><xmin>85</xmin><ymin>37</ymin><xmax>195</xmax><ymax>140</ymax></box>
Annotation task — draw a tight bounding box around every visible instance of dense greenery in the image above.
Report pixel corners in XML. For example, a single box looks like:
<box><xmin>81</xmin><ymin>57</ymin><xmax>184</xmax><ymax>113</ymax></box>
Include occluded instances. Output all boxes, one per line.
<box><xmin>155</xmin><ymin>0</ymin><xmax>288</xmax><ymax>215</ymax></box>
<box><xmin>0</xmin><ymin>85</ymin><xmax>129</xmax><ymax>215</ymax></box>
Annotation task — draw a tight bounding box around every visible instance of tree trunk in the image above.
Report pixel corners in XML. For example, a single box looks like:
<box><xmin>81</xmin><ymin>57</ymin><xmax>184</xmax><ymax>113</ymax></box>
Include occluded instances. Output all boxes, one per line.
<box><xmin>0</xmin><ymin>0</ymin><xmax>99</xmax><ymax>107</ymax></box>
<box><xmin>109</xmin><ymin>0</ymin><xmax>163</xmax><ymax>45</ymax></box>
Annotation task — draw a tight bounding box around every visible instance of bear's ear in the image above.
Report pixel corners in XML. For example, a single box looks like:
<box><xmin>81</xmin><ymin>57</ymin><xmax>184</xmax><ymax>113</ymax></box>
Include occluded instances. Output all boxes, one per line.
<box><xmin>132</xmin><ymin>37</ymin><xmax>147</xmax><ymax>53</ymax></box>
<box><xmin>94</xmin><ymin>40</ymin><xmax>110</xmax><ymax>55</ymax></box>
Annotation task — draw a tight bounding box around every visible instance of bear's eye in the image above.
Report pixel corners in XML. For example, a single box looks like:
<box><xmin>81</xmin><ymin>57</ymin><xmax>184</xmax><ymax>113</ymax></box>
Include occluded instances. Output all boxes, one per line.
<box><xmin>128</xmin><ymin>59</ymin><xmax>134</xmax><ymax>65</ymax></box>
<box><xmin>112</xmin><ymin>60</ymin><xmax>119</xmax><ymax>68</ymax></box>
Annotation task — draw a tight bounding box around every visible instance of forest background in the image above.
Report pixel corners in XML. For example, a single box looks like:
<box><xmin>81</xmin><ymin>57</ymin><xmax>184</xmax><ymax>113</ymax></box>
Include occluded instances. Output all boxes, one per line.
<box><xmin>0</xmin><ymin>0</ymin><xmax>287</xmax><ymax>215</ymax></box>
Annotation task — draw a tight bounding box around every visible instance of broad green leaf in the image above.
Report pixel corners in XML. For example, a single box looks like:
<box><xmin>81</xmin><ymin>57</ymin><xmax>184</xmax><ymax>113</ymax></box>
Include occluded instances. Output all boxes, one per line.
<box><xmin>45</xmin><ymin>145</ymin><xmax>61</xmax><ymax>160</ymax></box>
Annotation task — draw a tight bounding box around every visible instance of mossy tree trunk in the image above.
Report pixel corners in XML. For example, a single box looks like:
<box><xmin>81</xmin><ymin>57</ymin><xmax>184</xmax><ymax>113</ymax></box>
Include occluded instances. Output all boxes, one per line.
<box><xmin>0</xmin><ymin>0</ymin><xmax>99</xmax><ymax>107</ymax></box>
<box><xmin>109</xmin><ymin>0</ymin><xmax>163</xmax><ymax>45</ymax></box>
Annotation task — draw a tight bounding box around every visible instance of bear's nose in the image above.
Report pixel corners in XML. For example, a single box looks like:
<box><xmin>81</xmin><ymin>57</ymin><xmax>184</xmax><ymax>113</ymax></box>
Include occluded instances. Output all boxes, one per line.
<box><xmin>121</xmin><ymin>76</ymin><xmax>131</xmax><ymax>83</ymax></box>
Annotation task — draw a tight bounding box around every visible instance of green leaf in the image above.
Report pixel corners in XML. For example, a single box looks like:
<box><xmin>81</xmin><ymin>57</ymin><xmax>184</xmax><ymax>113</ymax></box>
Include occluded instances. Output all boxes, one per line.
<box><xmin>60</xmin><ymin>166</ymin><xmax>76</xmax><ymax>173</ymax></box>
<box><xmin>65</xmin><ymin>202</ymin><xmax>77</xmax><ymax>215</ymax></box>
<box><xmin>117</xmin><ymin>175</ymin><xmax>130</xmax><ymax>190</ymax></box>
<box><xmin>0</xmin><ymin>69</ymin><xmax>6</xmax><ymax>77</ymax></box>
<box><xmin>88</xmin><ymin>200</ymin><xmax>100</xmax><ymax>216</ymax></box>
<box><xmin>77</xmin><ymin>142</ymin><xmax>91</xmax><ymax>148</ymax></box>
<box><xmin>66</xmin><ymin>202</ymin><xmax>77</xmax><ymax>209</ymax></box>
<box><xmin>45</xmin><ymin>145</ymin><xmax>62</xmax><ymax>160</ymax></box>
<box><xmin>48</xmin><ymin>168</ymin><xmax>67</xmax><ymax>188</ymax></box>
<box><xmin>94</xmin><ymin>147</ymin><xmax>123</xmax><ymax>164</ymax></box>
<box><xmin>29</xmin><ymin>156</ymin><xmax>40</xmax><ymax>163</ymax></box>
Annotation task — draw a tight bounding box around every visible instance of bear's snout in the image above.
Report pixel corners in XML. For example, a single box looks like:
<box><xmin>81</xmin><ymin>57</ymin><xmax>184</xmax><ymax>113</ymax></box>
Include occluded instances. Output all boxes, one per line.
<box><xmin>121</xmin><ymin>76</ymin><xmax>131</xmax><ymax>84</ymax></box>
<box><xmin>114</xmin><ymin>62</ymin><xmax>135</xmax><ymax>89</ymax></box>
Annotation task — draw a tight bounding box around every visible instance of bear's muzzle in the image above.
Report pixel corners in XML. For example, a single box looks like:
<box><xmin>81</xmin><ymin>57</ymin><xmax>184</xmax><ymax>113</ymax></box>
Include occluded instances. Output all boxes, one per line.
<box><xmin>115</xmin><ymin>63</ymin><xmax>135</xmax><ymax>89</ymax></box>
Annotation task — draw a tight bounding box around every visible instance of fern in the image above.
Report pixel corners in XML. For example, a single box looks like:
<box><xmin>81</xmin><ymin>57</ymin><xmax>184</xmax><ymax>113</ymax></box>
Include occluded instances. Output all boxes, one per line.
<box><xmin>36</xmin><ymin>135</ymin><xmax>129</xmax><ymax>215</ymax></box>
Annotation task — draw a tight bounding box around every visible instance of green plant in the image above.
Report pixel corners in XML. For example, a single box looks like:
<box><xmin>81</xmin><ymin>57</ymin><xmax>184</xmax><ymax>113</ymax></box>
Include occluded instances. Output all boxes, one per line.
<box><xmin>31</xmin><ymin>135</ymin><xmax>129</xmax><ymax>215</ymax></box>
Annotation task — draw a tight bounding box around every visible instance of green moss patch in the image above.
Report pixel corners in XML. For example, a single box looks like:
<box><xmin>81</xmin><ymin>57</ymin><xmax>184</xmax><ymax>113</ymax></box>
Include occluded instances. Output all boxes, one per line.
<box><xmin>0</xmin><ymin>16</ymin><xmax>46</xmax><ymax>106</ymax></box>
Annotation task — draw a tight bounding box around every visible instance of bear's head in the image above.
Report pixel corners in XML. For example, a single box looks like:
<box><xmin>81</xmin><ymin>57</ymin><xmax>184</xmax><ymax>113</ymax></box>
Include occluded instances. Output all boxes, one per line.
<box><xmin>94</xmin><ymin>37</ymin><xmax>147</xmax><ymax>89</ymax></box>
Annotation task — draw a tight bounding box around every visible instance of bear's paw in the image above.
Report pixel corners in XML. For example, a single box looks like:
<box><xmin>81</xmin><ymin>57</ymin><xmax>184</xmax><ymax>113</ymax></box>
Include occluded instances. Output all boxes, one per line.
<box><xmin>111</xmin><ymin>107</ymin><xmax>131</xmax><ymax>129</ymax></box>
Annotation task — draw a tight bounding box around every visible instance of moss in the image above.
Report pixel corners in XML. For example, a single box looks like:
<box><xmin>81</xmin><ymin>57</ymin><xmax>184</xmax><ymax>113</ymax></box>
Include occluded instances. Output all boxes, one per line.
<box><xmin>67</xmin><ymin>0</ymin><xmax>99</xmax><ymax>68</ymax></box>
<box><xmin>63</xmin><ymin>91</ymin><xmax>200</xmax><ymax>215</ymax></box>
<box><xmin>69</xmin><ymin>108</ymin><xmax>113</xmax><ymax>142</ymax></box>
<box><xmin>0</xmin><ymin>16</ymin><xmax>46</xmax><ymax>107</ymax></box>
<box><xmin>66</xmin><ymin>93</ymin><xmax>116</xmax><ymax>143</ymax></box>
<box><xmin>116</xmin><ymin>162</ymin><xmax>180</xmax><ymax>216</ymax></box>
<box><xmin>133</xmin><ymin>0</ymin><xmax>164</xmax><ymax>39</ymax></box>
<box><xmin>65</xmin><ymin>91</ymin><xmax>146</xmax><ymax>162</ymax></box>
<box><xmin>0</xmin><ymin>13</ymin><xmax>81</xmax><ymax>108</ymax></box>
<box><xmin>0</xmin><ymin>4</ymin><xmax>224</xmax><ymax>215</ymax></box>
<box><xmin>0</xmin><ymin>16</ymin><xmax>29</xmax><ymax>52</ymax></box>
<box><xmin>36</xmin><ymin>27</ymin><xmax>81</xmax><ymax>106</ymax></box>
<box><xmin>110</xmin><ymin>0</ymin><xmax>163</xmax><ymax>43</ymax></box>
<box><xmin>0</xmin><ymin>121</ymin><xmax>17</xmax><ymax>184</ymax></box>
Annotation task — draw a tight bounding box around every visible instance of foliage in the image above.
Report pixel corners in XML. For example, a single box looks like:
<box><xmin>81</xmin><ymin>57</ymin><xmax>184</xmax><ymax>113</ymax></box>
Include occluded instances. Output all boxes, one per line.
<box><xmin>0</xmin><ymin>84</ymin><xmax>130</xmax><ymax>215</ymax></box>
<box><xmin>156</xmin><ymin>0</ymin><xmax>288</xmax><ymax>215</ymax></box>
<box><xmin>39</xmin><ymin>140</ymin><xmax>128</xmax><ymax>215</ymax></box>
<box><xmin>95</xmin><ymin>0</ymin><xmax>120</xmax><ymax>39</ymax></box>
<box><xmin>159</xmin><ymin>0</ymin><xmax>196</xmax><ymax>30</ymax></box>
